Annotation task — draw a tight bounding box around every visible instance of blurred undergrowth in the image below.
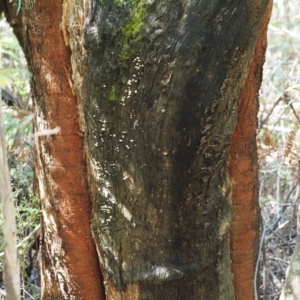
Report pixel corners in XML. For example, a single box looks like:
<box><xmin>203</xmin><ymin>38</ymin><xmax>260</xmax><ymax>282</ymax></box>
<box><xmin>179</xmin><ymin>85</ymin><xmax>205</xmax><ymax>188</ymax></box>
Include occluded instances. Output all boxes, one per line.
<box><xmin>258</xmin><ymin>0</ymin><xmax>300</xmax><ymax>299</ymax></box>
<box><xmin>0</xmin><ymin>17</ymin><xmax>40</xmax><ymax>300</ymax></box>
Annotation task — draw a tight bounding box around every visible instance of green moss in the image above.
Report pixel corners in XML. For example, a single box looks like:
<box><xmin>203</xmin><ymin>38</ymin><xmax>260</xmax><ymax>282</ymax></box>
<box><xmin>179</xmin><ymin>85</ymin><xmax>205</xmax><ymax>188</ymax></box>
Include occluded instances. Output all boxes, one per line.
<box><xmin>108</xmin><ymin>85</ymin><xmax>119</xmax><ymax>102</ymax></box>
<box><xmin>118</xmin><ymin>1</ymin><xmax>149</xmax><ymax>60</ymax></box>
<box><xmin>113</xmin><ymin>0</ymin><xmax>143</xmax><ymax>5</ymax></box>
<box><xmin>113</xmin><ymin>0</ymin><xmax>123</xmax><ymax>5</ymax></box>
<box><xmin>121</xmin><ymin>5</ymin><xmax>145</xmax><ymax>38</ymax></box>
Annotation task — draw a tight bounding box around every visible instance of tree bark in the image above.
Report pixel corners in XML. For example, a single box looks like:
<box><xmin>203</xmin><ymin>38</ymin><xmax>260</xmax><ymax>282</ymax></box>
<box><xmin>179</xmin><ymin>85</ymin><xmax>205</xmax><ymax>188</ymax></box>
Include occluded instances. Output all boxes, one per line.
<box><xmin>82</xmin><ymin>1</ymin><xmax>270</xmax><ymax>299</ymax></box>
<box><xmin>3</xmin><ymin>0</ymin><xmax>271</xmax><ymax>299</ymax></box>
<box><xmin>228</xmin><ymin>1</ymin><xmax>272</xmax><ymax>299</ymax></box>
<box><xmin>5</xmin><ymin>0</ymin><xmax>105</xmax><ymax>299</ymax></box>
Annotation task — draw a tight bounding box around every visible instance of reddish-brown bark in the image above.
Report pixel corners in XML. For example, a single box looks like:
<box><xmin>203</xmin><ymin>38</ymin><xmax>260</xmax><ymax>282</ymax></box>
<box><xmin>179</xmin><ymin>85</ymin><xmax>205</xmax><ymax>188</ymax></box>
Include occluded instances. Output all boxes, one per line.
<box><xmin>228</xmin><ymin>1</ymin><xmax>273</xmax><ymax>299</ymax></box>
<box><xmin>13</xmin><ymin>1</ymin><xmax>105</xmax><ymax>299</ymax></box>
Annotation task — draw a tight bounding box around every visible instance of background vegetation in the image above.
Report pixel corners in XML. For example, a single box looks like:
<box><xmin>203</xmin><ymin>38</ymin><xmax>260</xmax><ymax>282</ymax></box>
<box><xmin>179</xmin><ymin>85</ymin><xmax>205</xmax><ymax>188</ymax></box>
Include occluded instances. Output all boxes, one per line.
<box><xmin>0</xmin><ymin>0</ymin><xmax>299</xmax><ymax>299</ymax></box>
<box><xmin>258</xmin><ymin>0</ymin><xmax>300</xmax><ymax>299</ymax></box>
<box><xmin>0</xmin><ymin>16</ymin><xmax>39</xmax><ymax>300</ymax></box>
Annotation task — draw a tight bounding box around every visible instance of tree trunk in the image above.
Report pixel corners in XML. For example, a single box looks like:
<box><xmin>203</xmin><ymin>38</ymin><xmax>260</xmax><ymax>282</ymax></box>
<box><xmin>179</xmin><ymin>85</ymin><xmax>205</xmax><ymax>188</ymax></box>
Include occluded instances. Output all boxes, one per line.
<box><xmin>4</xmin><ymin>1</ymin><xmax>105</xmax><ymax>299</ymax></box>
<box><xmin>4</xmin><ymin>0</ymin><xmax>271</xmax><ymax>299</ymax></box>
<box><xmin>81</xmin><ymin>1</ymin><xmax>270</xmax><ymax>299</ymax></box>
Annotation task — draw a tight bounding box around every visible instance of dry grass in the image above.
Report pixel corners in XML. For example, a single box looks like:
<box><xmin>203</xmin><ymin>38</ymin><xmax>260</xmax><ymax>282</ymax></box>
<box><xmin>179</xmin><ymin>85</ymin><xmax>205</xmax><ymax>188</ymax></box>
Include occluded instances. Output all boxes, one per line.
<box><xmin>258</xmin><ymin>0</ymin><xmax>300</xmax><ymax>298</ymax></box>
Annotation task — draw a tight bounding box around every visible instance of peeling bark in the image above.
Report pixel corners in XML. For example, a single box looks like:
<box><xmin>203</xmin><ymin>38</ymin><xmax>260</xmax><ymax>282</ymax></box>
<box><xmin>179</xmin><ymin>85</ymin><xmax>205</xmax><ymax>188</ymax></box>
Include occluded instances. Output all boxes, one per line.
<box><xmin>5</xmin><ymin>1</ymin><xmax>105</xmax><ymax>299</ymax></box>
<box><xmin>228</xmin><ymin>2</ymin><xmax>272</xmax><ymax>299</ymax></box>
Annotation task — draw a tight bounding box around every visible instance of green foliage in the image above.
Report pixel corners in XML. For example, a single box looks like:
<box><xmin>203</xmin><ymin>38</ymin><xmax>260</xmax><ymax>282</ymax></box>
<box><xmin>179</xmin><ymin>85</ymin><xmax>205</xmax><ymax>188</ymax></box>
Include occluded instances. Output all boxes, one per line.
<box><xmin>15</xmin><ymin>189</ymin><xmax>40</xmax><ymax>236</ymax></box>
<box><xmin>0</xmin><ymin>18</ymin><xmax>32</xmax><ymax>150</ymax></box>
<box><xmin>0</xmin><ymin>177</ymin><xmax>40</xmax><ymax>294</ymax></box>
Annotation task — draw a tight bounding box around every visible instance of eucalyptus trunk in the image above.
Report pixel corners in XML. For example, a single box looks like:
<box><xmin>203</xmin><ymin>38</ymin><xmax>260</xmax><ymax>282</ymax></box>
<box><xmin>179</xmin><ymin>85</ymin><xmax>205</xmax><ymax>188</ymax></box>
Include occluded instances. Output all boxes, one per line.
<box><xmin>3</xmin><ymin>0</ymin><xmax>271</xmax><ymax>299</ymax></box>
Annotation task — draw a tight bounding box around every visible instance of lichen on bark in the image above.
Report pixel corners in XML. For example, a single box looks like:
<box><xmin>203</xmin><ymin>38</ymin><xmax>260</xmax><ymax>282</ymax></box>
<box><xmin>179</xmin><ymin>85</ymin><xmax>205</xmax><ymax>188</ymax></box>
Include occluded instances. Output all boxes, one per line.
<box><xmin>82</xmin><ymin>1</ymin><xmax>270</xmax><ymax>299</ymax></box>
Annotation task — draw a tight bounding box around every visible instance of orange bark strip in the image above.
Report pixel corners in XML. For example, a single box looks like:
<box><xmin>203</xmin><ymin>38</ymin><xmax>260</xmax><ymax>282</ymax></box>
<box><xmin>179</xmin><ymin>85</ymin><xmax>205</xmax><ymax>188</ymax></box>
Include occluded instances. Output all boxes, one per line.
<box><xmin>26</xmin><ymin>1</ymin><xmax>105</xmax><ymax>299</ymax></box>
<box><xmin>228</xmin><ymin>1</ymin><xmax>272</xmax><ymax>299</ymax></box>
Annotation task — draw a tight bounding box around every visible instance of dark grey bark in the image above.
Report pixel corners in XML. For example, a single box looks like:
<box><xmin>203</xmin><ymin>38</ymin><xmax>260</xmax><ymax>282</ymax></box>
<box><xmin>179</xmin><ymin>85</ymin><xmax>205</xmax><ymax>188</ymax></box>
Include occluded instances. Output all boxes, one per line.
<box><xmin>82</xmin><ymin>1</ymin><xmax>269</xmax><ymax>299</ymax></box>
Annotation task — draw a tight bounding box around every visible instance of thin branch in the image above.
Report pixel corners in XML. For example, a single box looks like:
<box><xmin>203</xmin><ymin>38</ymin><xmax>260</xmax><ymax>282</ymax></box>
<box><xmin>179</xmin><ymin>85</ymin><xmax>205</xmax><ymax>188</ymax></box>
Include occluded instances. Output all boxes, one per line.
<box><xmin>0</xmin><ymin>224</ymin><xmax>40</xmax><ymax>258</ymax></box>
<box><xmin>0</xmin><ymin>91</ymin><xmax>20</xmax><ymax>299</ymax></box>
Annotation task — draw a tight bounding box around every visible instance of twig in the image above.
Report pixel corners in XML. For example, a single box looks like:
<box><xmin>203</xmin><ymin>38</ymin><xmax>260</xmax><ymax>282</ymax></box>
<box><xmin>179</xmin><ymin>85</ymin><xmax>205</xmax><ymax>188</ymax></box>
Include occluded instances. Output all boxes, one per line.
<box><xmin>27</xmin><ymin>126</ymin><xmax>60</xmax><ymax>139</ymax></box>
<box><xmin>290</xmin><ymin>103</ymin><xmax>300</xmax><ymax>123</ymax></box>
<box><xmin>254</xmin><ymin>219</ymin><xmax>266</xmax><ymax>300</ymax></box>
<box><xmin>0</xmin><ymin>90</ymin><xmax>20</xmax><ymax>298</ymax></box>
<box><xmin>260</xmin><ymin>96</ymin><xmax>282</xmax><ymax>128</ymax></box>
<box><xmin>263</xmin><ymin>237</ymin><xmax>267</xmax><ymax>300</ymax></box>
<box><xmin>0</xmin><ymin>224</ymin><xmax>40</xmax><ymax>258</ymax></box>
